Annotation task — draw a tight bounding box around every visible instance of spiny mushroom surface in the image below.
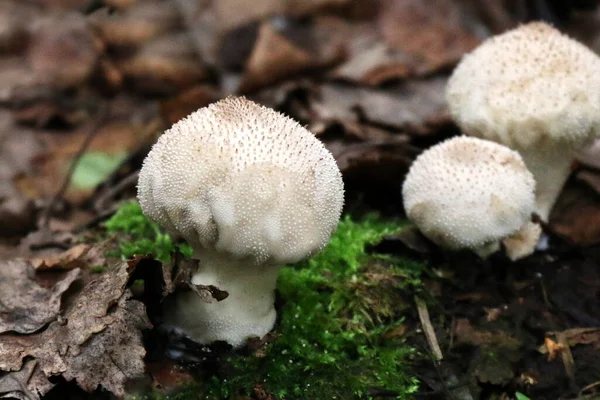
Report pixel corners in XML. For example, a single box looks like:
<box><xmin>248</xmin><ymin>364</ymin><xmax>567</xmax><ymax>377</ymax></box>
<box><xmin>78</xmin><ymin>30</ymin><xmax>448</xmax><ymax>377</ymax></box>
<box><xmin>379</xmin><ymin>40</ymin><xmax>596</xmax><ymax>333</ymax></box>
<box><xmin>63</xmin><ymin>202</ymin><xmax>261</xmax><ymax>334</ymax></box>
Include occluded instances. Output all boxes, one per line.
<box><xmin>402</xmin><ymin>136</ymin><xmax>538</xmax><ymax>259</ymax></box>
<box><xmin>138</xmin><ymin>96</ymin><xmax>344</xmax><ymax>347</ymax></box>
<box><xmin>446</xmin><ymin>22</ymin><xmax>600</xmax><ymax>221</ymax></box>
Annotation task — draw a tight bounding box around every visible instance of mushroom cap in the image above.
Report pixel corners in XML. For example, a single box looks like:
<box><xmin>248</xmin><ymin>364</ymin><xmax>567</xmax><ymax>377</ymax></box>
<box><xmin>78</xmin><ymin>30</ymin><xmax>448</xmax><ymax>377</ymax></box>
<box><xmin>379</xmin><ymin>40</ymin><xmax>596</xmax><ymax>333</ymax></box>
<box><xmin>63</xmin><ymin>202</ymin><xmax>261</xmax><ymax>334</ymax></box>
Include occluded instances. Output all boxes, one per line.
<box><xmin>446</xmin><ymin>22</ymin><xmax>600</xmax><ymax>150</ymax></box>
<box><xmin>138</xmin><ymin>96</ymin><xmax>344</xmax><ymax>265</ymax></box>
<box><xmin>402</xmin><ymin>136</ymin><xmax>535</xmax><ymax>250</ymax></box>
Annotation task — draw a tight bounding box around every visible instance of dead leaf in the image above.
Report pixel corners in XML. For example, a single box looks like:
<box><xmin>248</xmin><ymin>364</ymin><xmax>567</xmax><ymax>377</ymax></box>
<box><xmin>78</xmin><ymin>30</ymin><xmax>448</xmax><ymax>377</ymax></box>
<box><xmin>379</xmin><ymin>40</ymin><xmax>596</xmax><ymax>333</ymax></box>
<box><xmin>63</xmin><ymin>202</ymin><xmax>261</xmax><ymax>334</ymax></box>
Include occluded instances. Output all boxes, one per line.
<box><xmin>239</xmin><ymin>21</ymin><xmax>343</xmax><ymax>93</ymax></box>
<box><xmin>378</xmin><ymin>0</ymin><xmax>482</xmax><ymax>75</ymax></box>
<box><xmin>160</xmin><ymin>85</ymin><xmax>222</xmax><ymax>124</ymax></box>
<box><xmin>31</xmin><ymin>243</ymin><xmax>104</xmax><ymax>271</ymax></box>
<box><xmin>312</xmin><ymin>78</ymin><xmax>450</xmax><ymax>135</ymax></box>
<box><xmin>93</xmin><ymin>1</ymin><xmax>181</xmax><ymax>47</ymax></box>
<box><xmin>119</xmin><ymin>33</ymin><xmax>208</xmax><ymax>95</ymax></box>
<box><xmin>27</xmin><ymin>12</ymin><xmax>99</xmax><ymax>89</ymax></box>
<box><xmin>543</xmin><ymin>337</ymin><xmax>565</xmax><ymax>361</ymax></box>
<box><xmin>0</xmin><ymin>360</ymin><xmax>53</xmax><ymax>400</ymax></box>
<box><xmin>213</xmin><ymin>0</ymin><xmax>351</xmax><ymax>33</ymax></box>
<box><xmin>544</xmin><ymin>328</ymin><xmax>600</xmax><ymax>349</ymax></box>
<box><xmin>0</xmin><ymin>260</ymin><xmax>80</xmax><ymax>334</ymax></box>
<box><xmin>0</xmin><ymin>262</ymin><xmax>151</xmax><ymax>398</ymax></box>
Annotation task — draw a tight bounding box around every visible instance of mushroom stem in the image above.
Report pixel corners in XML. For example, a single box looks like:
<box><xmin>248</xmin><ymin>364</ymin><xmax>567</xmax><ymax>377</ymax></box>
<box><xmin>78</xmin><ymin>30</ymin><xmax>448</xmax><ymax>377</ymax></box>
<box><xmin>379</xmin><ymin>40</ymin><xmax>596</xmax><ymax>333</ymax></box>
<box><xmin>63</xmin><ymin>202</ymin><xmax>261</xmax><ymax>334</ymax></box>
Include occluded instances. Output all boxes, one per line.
<box><xmin>163</xmin><ymin>251</ymin><xmax>280</xmax><ymax>348</ymax></box>
<box><xmin>517</xmin><ymin>146</ymin><xmax>573</xmax><ymax>222</ymax></box>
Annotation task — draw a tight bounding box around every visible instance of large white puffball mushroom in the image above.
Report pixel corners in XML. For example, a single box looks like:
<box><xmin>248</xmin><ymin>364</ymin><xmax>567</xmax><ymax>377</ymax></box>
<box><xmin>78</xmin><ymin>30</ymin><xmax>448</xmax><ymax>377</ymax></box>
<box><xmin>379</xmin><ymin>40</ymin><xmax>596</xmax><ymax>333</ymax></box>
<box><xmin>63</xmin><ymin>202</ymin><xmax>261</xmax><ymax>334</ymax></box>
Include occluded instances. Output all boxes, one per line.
<box><xmin>402</xmin><ymin>136</ymin><xmax>538</xmax><ymax>259</ymax></box>
<box><xmin>138</xmin><ymin>96</ymin><xmax>344</xmax><ymax>347</ymax></box>
<box><xmin>446</xmin><ymin>22</ymin><xmax>600</xmax><ymax>221</ymax></box>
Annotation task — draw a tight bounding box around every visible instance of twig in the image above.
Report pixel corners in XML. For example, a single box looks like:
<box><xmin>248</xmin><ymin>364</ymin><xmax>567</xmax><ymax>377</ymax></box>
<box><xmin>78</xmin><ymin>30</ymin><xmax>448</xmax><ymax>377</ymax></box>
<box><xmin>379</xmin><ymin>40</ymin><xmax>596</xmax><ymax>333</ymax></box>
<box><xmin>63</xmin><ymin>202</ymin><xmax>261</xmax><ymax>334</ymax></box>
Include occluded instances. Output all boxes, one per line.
<box><xmin>415</xmin><ymin>295</ymin><xmax>443</xmax><ymax>361</ymax></box>
<box><xmin>39</xmin><ymin>104</ymin><xmax>108</xmax><ymax>228</ymax></box>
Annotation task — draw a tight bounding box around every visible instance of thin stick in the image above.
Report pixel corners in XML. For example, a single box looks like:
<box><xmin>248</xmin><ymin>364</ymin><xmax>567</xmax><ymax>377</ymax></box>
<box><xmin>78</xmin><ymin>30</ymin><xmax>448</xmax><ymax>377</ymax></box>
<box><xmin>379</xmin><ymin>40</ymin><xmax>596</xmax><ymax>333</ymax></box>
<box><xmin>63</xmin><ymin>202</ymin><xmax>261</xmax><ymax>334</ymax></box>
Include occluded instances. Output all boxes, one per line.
<box><xmin>39</xmin><ymin>104</ymin><xmax>108</xmax><ymax>228</ymax></box>
<box><xmin>415</xmin><ymin>295</ymin><xmax>443</xmax><ymax>361</ymax></box>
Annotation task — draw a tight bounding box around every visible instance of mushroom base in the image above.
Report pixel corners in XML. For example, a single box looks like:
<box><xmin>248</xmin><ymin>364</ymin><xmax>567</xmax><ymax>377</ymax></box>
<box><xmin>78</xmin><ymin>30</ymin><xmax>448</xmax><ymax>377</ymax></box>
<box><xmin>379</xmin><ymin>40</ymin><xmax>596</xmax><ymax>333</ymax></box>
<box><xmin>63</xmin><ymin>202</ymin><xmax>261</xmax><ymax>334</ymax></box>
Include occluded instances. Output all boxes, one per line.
<box><xmin>161</xmin><ymin>251</ymin><xmax>280</xmax><ymax>348</ymax></box>
<box><xmin>516</xmin><ymin>146</ymin><xmax>573</xmax><ymax>222</ymax></box>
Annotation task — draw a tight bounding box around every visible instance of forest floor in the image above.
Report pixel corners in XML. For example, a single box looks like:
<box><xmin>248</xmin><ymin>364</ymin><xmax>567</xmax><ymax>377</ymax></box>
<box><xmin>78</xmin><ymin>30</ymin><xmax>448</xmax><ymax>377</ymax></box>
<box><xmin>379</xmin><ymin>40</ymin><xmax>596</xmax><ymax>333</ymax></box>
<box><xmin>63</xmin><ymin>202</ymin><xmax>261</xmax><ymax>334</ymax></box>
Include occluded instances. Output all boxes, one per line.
<box><xmin>1</xmin><ymin>1</ymin><xmax>600</xmax><ymax>399</ymax></box>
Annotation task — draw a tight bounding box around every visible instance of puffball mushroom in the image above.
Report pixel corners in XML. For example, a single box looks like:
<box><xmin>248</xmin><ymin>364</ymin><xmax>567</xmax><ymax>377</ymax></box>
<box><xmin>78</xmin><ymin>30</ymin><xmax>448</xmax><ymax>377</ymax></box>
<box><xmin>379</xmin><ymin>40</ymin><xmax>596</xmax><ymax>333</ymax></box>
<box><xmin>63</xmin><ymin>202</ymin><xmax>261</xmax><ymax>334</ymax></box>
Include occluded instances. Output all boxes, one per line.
<box><xmin>137</xmin><ymin>97</ymin><xmax>344</xmax><ymax>348</ymax></box>
<box><xmin>446</xmin><ymin>22</ymin><xmax>600</xmax><ymax>221</ymax></box>
<box><xmin>402</xmin><ymin>136</ymin><xmax>539</xmax><ymax>259</ymax></box>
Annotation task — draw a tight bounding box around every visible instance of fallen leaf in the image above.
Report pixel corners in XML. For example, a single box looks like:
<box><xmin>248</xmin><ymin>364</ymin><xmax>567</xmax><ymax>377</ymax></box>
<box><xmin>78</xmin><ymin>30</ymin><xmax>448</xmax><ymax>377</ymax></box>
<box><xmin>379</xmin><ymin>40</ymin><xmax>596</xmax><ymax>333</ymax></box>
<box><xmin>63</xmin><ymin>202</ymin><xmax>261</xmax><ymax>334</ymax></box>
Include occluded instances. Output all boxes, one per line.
<box><xmin>213</xmin><ymin>0</ymin><xmax>351</xmax><ymax>33</ymax></box>
<box><xmin>160</xmin><ymin>85</ymin><xmax>222</xmax><ymax>124</ymax></box>
<box><xmin>312</xmin><ymin>78</ymin><xmax>450</xmax><ymax>135</ymax></box>
<box><xmin>31</xmin><ymin>243</ymin><xmax>103</xmax><ymax>271</ymax></box>
<box><xmin>0</xmin><ymin>262</ymin><xmax>151</xmax><ymax>398</ymax></box>
<box><xmin>0</xmin><ymin>260</ymin><xmax>81</xmax><ymax>334</ymax></box>
<box><xmin>27</xmin><ymin>12</ymin><xmax>99</xmax><ymax>89</ymax></box>
<box><xmin>543</xmin><ymin>337</ymin><xmax>565</xmax><ymax>361</ymax></box>
<box><xmin>93</xmin><ymin>1</ymin><xmax>181</xmax><ymax>47</ymax></box>
<box><xmin>378</xmin><ymin>0</ymin><xmax>482</xmax><ymax>75</ymax></box>
<box><xmin>238</xmin><ymin>21</ymin><xmax>343</xmax><ymax>93</ymax></box>
<box><xmin>544</xmin><ymin>328</ymin><xmax>600</xmax><ymax>349</ymax></box>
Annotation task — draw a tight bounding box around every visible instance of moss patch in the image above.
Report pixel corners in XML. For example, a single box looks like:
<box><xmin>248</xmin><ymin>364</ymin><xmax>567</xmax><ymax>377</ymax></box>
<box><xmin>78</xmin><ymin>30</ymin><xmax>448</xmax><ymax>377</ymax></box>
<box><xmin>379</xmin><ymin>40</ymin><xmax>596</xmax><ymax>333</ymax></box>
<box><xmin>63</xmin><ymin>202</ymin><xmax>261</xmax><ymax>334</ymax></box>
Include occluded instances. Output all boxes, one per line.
<box><xmin>205</xmin><ymin>215</ymin><xmax>421</xmax><ymax>399</ymax></box>
<box><xmin>106</xmin><ymin>203</ymin><xmax>422</xmax><ymax>399</ymax></box>
<box><xmin>104</xmin><ymin>201</ymin><xmax>192</xmax><ymax>262</ymax></box>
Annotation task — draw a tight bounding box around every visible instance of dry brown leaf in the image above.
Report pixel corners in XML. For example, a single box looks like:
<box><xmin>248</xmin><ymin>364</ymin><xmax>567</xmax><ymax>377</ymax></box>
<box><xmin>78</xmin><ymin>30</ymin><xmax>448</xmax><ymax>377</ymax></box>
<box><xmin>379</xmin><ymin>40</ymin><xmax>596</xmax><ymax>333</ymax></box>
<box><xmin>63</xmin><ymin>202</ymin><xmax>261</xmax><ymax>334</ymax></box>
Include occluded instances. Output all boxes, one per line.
<box><xmin>160</xmin><ymin>85</ymin><xmax>222</xmax><ymax>124</ymax></box>
<box><xmin>93</xmin><ymin>1</ymin><xmax>181</xmax><ymax>47</ymax></box>
<box><xmin>119</xmin><ymin>33</ymin><xmax>208</xmax><ymax>95</ymax></box>
<box><xmin>213</xmin><ymin>0</ymin><xmax>351</xmax><ymax>33</ymax></box>
<box><xmin>378</xmin><ymin>0</ymin><xmax>482</xmax><ymax>75</ymax></box>
<box><xmin>27</xmin><ymin>12</ymin><xmax>99</xmax><ymax>89</ymax></box>
<box><xmin>238</xmin><ymin>22</ymin><xmax>341</xmax><ymax>93</ymax></box>
<box><xmin>0</xmin><ymin>262</ymin><xmax>151</xmax><ymax>398</ymax></box>
<box><xmin>544</xmin><ymin>328</ymin><xmax>600</xmax><ymax>349</ymax></box>
<box><xmin>30</xmin><ymin>243</ymin><xmax>106</xmax><ymax>271</ymax></box>
<box><xmin>312</xmin><ymin>78</ymin><xmax>450</xmax><ymax>135</ymax></box>
<box><xmin>0</xmin><ymin>260</ymin><xmax>81</xmax><ymax>334</ymax></box>
<box><xmin>543</xmin><ymin>337</ymin><xmax>565</xmax><ymax>361</ymax></box>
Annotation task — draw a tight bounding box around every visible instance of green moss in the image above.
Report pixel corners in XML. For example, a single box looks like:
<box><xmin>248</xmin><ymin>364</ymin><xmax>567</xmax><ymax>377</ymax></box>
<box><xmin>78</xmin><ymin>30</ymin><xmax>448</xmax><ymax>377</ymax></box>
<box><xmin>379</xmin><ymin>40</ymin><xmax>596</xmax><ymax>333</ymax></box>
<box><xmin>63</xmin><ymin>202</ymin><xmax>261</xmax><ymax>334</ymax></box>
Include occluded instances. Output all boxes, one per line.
<box><xmin>104</xmin><ymin>201</ymin><xmax>192</xmax><ymax>262</ymax></box>
<box><xmin>107</xmin><ymin>202</ymin><xmax>423</xmax><ymax>399</ymax></box>
<box><xmin>90</xmin><ymin>265</ymin><xmax>106</xmax><ymax>274</ymax></box>
<box><xmin>206</xmin><ymin>215</ymin><xmax>422</xmax><ymax>399</ymax></box>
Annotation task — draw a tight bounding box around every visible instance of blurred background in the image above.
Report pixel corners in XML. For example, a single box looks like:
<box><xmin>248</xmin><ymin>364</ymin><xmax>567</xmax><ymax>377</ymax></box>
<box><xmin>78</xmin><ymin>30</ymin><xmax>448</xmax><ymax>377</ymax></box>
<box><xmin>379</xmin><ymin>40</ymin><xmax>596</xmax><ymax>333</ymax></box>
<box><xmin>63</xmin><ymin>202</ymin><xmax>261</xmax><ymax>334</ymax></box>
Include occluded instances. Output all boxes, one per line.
<box><xmin>3</xmin><ymin>0</ymin><xmax>600</xmax><ymax>249</ymax></box>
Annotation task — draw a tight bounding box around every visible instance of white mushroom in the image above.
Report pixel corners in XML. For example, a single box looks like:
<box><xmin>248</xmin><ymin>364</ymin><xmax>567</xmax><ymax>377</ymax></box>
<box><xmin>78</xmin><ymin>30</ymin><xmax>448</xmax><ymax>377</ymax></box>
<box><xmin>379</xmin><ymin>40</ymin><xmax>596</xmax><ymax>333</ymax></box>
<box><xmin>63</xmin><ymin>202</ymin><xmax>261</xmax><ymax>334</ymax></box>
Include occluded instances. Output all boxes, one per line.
<box><xmin>137</xmin><ymin>97</ymin><xmax>344</xmax><ymax>347</ymax></box>
<box><xmin>402</xmin><ymin>136</ymin><xmax>538</xmax><ymax>259</ymax></box>
<box><xmin>446</xmin><ymin>22</ymin><xmax>600</xmax><ymax>221</ymax></box>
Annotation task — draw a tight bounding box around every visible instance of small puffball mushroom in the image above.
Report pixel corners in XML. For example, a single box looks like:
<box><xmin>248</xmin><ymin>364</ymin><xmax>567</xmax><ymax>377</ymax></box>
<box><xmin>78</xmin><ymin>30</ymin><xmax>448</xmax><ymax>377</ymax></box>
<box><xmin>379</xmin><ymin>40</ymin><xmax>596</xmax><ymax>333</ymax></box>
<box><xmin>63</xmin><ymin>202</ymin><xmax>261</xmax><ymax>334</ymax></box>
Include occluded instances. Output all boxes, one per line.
<box><xmin>137</xmin><ymin>97</ymin><xmax>344</xmax><ymax>347</ymax></box>
<box><xmin>446</xmin><ymin>22</ymin><xmax>600</xmax><ymax>221</ymax></box>
<box><xmin>402</xmin><ymin>136</ymin><xmax>538</xmax><ymax>259</ymax></box>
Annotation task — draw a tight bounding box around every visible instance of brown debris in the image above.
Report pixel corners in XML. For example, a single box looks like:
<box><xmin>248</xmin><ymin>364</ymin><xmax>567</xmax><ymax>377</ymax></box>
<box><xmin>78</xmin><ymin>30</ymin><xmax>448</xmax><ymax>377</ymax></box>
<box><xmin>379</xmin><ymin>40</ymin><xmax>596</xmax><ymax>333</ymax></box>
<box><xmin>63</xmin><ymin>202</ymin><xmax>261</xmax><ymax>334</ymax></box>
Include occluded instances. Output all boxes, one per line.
<box><xmin>238</xmin><ymin>21</ymin><xmax>343</xmax><ymax>93</ymax></box>
<box><xmin>27</xmin><ymin>12</ymin><xmax>100</xmax><ymax>89</ymax></box>
<box><xmin>30</xmin><ymin>243</ymin><xmax>106</xmax><ymax>271</ymax></box>
<box><xmin>0</xmin><ymin>260</ymin><xmax>80</xmax><ymax>334</ymax></box>
<box><xmin>0</xmin><ymin>262</ymin><xmax>151</xmax><ymax>398</ymax></box>
<box><xmin>93</xmin><ymin>1</ymin><xmax>181</xmax><ymax>47</ymax></box>
<box><xmin>312</xmin><ymin>77</ymin><xmax>450</xmax><ymax>135</ymax></box>
<box><xmin>378</xmin><ymin>0</ymin><xmax>482</xmax><ymax>75</ymax></box>
<box><xmin>118</xmin><ymin>33</ymin><xmax>208</xmax><ymax>95</ymax></box>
